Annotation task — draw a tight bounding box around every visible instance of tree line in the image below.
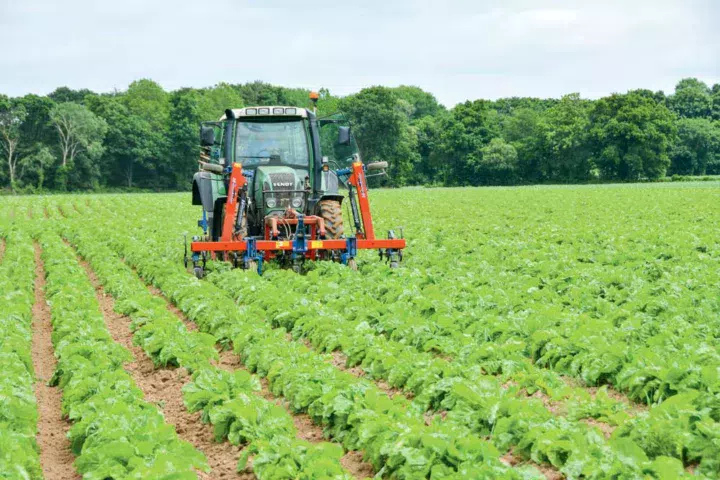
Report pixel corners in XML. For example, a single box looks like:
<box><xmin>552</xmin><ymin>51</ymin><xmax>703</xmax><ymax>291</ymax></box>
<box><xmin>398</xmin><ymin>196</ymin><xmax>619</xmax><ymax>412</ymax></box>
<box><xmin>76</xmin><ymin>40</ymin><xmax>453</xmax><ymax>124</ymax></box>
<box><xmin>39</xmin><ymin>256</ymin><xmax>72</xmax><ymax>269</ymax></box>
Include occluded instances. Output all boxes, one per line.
<box><xmin>1</xmin><ymin>78</ymin><xmax>719</xmax><ymax>192</ymax></box>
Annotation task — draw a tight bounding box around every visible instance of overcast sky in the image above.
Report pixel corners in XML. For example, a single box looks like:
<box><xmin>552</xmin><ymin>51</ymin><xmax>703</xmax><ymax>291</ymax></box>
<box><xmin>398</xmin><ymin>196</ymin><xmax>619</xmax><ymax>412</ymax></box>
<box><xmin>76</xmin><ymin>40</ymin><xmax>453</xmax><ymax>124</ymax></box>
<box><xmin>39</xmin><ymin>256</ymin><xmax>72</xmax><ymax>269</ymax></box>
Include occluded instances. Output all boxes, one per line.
<box><xmin>1</xmin><ymin>0</ymin><xmax>718</xmax><ymax>106</ymax></box>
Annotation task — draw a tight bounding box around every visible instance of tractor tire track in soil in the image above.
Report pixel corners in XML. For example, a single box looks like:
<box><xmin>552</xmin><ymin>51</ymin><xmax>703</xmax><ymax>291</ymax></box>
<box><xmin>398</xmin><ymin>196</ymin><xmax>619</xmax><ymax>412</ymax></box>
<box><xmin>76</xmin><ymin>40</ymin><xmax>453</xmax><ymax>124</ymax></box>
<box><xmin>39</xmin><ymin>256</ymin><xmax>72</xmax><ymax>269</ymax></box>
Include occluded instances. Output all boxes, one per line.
<box><xmin>31</xmin><ymin>243</ymin><xmax>80</xmax><ymax>480</ymax></box>
<box><xmin>77</xmin><ymin>256</ymin><xmax>251</xmax><ymax>480</ymax></box>
<box><xmin>143</xmin><ymin>277</ymin><xmax>375</xmax><ymax>479</ymax></box>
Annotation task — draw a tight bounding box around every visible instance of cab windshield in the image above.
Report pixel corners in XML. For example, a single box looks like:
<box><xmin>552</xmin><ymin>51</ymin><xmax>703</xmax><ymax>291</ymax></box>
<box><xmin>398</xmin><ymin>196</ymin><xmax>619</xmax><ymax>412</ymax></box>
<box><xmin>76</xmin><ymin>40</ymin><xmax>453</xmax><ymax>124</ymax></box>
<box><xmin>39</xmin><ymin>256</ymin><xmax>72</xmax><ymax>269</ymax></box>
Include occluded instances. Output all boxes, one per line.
<box><xmin>235</xmin><ymin>119</ymin><xmax>309</xmax><ymax>167</ymax></box>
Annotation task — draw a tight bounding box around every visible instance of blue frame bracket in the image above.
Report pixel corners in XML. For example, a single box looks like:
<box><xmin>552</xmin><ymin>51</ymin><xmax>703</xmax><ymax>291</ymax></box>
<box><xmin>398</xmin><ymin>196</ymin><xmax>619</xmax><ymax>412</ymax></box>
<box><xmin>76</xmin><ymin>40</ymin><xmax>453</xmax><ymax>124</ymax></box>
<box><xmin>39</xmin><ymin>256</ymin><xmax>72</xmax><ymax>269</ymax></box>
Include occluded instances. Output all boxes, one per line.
<box><xmin>341</xmin><ymin>237</ymin><xmax>357</xmax><ymax>265</ymax></box>
<box><xmin>292</xmin><ymin>214</ymin><xmax>307</xmax><ymax>256</ymax></box>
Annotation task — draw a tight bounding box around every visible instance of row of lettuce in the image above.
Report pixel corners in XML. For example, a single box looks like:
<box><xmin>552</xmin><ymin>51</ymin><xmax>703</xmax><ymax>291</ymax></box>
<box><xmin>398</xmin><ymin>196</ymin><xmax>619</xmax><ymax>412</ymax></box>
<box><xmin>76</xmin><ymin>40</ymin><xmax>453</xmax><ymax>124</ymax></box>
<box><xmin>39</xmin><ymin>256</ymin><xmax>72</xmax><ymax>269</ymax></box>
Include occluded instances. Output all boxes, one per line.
<box><xmin>71</xmin><ymin>195</ymin><xmax>708</xmax><ymax>478</ymax></box>
<box><xmin>59</xmin><ymin>213</ymin><xmax>356</xmax><ymax>479</ymax></box>
<box><xmin>64</xmin><ymin>198</ymin><xmax>540</xmax><ymax>478</ymax></box>
<box><xmin>368</xmin><ymin>187</ymin><xmax>720</xmax><ymax>407</ymax></box>
<box><xmin>107</xmin><ymin>193</ymin><xmax>718</xmax><ymax>478</ymax></box>
<box><xmin>38</xmin><ymin>230</ymin><xmax>209</xmax><ymax>478</ymax></box>
<box><xmin>0</xmin><ymin>228</ymin><xmax>42</xmax><ymax>479</ymax></box>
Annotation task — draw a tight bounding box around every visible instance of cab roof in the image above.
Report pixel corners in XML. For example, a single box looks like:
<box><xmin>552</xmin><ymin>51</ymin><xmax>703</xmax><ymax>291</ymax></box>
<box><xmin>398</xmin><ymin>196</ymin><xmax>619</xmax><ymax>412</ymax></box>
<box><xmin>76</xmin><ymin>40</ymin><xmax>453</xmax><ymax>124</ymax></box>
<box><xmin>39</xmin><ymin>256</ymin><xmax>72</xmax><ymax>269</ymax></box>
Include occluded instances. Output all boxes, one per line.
<box><xmin>219</xmin><ymin>106</ymin><xmax>309</xmax><ymax>121</ymax></box>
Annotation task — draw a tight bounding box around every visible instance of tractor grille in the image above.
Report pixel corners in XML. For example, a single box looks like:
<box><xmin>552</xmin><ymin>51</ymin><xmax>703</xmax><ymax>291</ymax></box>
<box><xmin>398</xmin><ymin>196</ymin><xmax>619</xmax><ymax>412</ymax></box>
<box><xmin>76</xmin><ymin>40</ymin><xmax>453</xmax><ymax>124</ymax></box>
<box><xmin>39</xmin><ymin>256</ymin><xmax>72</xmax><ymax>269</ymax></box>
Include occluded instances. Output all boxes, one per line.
<box><xmin>264</xmin><ymin>172</ymin><xmax>297</xmax><ymax>192</ymax></box>
<box><xmin>263</xmin><ymin>172</ymin><xmax>304</xmax><ymax>210</ymax></box>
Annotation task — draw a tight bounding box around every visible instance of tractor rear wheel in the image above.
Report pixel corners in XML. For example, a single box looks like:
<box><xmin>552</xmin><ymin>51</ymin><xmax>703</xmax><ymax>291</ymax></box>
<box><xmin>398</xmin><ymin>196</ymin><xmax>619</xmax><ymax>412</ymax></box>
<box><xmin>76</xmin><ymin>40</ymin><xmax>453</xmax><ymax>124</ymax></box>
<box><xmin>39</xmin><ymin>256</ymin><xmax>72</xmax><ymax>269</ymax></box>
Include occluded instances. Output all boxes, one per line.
<box><xmin>318</xmin><ymin>200</ymin><xmax>344</xmax><ymax>239</ymax></box>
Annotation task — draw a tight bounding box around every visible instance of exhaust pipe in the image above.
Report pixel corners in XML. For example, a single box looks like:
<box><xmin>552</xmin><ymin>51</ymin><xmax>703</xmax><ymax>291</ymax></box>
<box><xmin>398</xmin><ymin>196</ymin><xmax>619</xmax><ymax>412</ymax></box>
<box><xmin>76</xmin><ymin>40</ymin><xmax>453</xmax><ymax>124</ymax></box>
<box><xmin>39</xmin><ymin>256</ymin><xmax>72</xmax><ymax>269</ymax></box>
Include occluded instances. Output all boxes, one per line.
<box><xmin>224</xmin><ymin>109</ymin><xmax>236</xmax><ymax>166</ymax></box>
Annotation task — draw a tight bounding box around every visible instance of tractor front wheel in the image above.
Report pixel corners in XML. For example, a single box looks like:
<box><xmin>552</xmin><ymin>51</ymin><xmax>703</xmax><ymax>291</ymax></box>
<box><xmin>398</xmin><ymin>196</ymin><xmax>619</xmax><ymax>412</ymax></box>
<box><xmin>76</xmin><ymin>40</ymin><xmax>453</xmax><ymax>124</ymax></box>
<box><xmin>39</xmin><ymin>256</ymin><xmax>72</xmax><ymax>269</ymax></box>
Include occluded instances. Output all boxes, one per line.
<box><xmin>318</xmin><ymin>199</ymin><xmax>344</xmax><ymax>262</ymax></box>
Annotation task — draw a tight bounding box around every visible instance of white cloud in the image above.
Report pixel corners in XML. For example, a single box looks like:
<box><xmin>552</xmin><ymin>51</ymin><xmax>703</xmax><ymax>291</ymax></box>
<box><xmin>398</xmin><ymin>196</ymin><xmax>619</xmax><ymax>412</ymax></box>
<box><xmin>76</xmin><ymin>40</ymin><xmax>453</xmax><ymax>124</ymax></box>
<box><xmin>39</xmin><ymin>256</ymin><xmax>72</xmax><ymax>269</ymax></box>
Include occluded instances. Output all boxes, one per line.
<box><xmin>0</xmin><ymin>0</ymin><xmax>717</xmax><ymax>106</ymax></box>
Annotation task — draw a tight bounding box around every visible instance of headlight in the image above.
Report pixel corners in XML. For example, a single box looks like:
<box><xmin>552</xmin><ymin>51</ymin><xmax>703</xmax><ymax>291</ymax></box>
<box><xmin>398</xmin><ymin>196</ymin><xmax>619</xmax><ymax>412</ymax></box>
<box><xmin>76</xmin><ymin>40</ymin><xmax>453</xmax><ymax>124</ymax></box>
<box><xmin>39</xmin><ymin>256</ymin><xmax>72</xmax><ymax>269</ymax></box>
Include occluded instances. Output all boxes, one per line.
<box><xmin>291</xmin><ymin>197</ymin><xmax>303</xmax><ymax>209</ymax></box>
<box><xmin>266</xmin><ymin>197</ymin><xmax>277</xmax><ymax>208</ymax></box>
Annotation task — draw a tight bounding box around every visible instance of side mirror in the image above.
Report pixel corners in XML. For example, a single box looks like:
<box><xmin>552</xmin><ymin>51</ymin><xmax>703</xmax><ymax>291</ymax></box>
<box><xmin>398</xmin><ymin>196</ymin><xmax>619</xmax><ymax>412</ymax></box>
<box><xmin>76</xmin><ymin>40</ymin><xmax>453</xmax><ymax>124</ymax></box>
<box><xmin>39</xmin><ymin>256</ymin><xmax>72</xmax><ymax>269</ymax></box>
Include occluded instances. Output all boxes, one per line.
<box><xmin>338</xmin><ymin>126</ymin><xmax>351</xmax><ymax>146</ymax></box>
<box><xmin>200</xmin><ymin>126</ymin><xmax>215</xmax><ymax>146</ymax></box>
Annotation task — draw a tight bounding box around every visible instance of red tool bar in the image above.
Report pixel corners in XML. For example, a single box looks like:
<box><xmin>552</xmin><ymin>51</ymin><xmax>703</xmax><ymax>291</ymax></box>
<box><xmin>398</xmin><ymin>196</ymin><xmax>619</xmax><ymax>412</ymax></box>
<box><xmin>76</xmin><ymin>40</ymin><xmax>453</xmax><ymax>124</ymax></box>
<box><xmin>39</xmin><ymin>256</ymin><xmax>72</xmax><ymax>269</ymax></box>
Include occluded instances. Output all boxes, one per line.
<box><xmin>191</xmin><ymin>238</ymin><xmax>406</xmax><ymax>253</ymax></box>
<box><xmin>348</xmin><ymin>161</ymin><xmax>376</xmax><ymax>239</ymax></box>
<box><xmin>221</xmin><ymin>163</ymin><xmax>247</xmax><ymax>242</ymax></box>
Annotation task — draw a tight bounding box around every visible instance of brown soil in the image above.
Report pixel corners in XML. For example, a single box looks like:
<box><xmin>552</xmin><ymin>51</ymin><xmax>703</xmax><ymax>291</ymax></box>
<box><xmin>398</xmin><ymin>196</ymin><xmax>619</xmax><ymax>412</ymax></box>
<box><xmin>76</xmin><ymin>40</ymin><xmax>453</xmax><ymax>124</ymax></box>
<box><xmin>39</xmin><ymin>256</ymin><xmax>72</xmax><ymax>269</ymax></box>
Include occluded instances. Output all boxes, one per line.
<box><xmin>78</xmin><ymin>255</ymin><xmax>252</xmax><ymax>480</ymax></box>
<box><xmin>27</xmin><ymin>207</ymin><xmax>33</xmax><ymax>219</ymax></box>
<box><xmin>31</xmin><ymin>243</ymin><xmax>80</xmax><ymax>480</ymax></box>
<box><xmin>0</xmin><ymin>238</ymin><xmax>5</xmax><ymax>263</ymax></box>
<box><xmin>581</xmin><ymin>418</ymin><xmax>615</xmax><ymax>439</ymax></box>
<box><xmin>43</xmin><ymin>206</ymin><xmax>49</xmax><ymax>218</ymax></box>
<box><xmin>341</xmin><ymin>451</ymin><xmax>375</xmax><ymax>479</ymax></box>
<box><xmin>560</xmin><ymin>375</ymin><xmax>647</xmax><ymax>414</ymax></box>
<box><xmin>500</xmin><ymin>449</ymin><xmax>564</xmax><ymax>480</ymax></box>
<box><xmin>57</xmin><ymin>206</ymin><xmax>67</xmax><ymax>218</ymax></box>
<box><xmin>527</xmin><ymin>389</ymin><xmax>566</xmax><ymax>416</ymax></box>
<box><xmin>328</xmin><ymin>350</ymin><xmax>402</xmax><ymax>398</ymax></box>
<box><xmin>147</xmin><ymin>284</ymin><xmax>198</xmax><ymax>331</ymax></box>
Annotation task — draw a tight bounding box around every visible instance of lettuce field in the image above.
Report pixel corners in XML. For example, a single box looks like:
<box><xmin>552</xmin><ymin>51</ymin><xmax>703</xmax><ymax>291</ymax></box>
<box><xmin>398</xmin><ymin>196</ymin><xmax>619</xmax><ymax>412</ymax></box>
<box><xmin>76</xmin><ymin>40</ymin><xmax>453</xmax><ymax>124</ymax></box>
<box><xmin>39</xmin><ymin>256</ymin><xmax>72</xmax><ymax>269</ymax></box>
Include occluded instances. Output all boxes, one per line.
<box><xmin>1</xmin><ymin>182</ymin><xmax>719</xmax><ymax>480</ymax></box>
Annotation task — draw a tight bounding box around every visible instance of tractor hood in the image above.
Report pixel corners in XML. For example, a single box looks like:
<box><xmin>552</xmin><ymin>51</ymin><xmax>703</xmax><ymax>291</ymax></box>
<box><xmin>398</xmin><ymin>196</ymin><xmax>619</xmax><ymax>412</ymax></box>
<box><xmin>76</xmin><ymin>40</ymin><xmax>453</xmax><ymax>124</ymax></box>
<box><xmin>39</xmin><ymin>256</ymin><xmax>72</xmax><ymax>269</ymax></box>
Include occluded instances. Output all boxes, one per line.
<box><xmin>253</xmin><ymin>166</ymin><xmax>308</xmax><ymax>213</ymax></box>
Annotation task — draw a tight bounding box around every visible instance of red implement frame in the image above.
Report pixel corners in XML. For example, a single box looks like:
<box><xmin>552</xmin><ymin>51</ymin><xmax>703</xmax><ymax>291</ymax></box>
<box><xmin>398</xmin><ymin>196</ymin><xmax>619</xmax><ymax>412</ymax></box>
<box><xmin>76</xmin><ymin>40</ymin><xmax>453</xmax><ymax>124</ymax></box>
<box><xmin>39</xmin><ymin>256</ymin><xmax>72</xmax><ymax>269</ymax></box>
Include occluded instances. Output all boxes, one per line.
<box><xmin>191</xmin><ymin>161</ymin><xmax>406</xmax><ymax>258</ymax></box>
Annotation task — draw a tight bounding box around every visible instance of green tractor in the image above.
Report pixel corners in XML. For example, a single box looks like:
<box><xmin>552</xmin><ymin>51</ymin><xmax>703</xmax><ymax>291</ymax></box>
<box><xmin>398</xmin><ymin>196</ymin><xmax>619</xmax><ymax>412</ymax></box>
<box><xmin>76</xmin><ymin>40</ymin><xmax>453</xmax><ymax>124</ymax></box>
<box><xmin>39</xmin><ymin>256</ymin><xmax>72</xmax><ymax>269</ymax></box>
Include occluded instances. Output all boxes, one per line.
<box><xmin>189</xmin><ymin>97</ymin><xmax>405</xmax><ymax>276</ymax></box>
<box><xmin>192</xmin><ymin>106</ymin><xmax>355</xmax><ymax>241</ymax></box>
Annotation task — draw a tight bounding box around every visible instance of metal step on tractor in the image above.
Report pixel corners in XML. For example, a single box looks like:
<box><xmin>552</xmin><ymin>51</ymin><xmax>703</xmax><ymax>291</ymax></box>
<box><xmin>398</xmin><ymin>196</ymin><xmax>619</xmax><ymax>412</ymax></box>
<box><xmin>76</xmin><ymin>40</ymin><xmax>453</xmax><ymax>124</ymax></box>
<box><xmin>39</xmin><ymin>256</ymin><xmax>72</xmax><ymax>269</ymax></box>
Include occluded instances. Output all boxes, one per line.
<box><xmin>186</xmin><ymin>92</ymin><xmax>406</xmax><ymax>277</ymax></box>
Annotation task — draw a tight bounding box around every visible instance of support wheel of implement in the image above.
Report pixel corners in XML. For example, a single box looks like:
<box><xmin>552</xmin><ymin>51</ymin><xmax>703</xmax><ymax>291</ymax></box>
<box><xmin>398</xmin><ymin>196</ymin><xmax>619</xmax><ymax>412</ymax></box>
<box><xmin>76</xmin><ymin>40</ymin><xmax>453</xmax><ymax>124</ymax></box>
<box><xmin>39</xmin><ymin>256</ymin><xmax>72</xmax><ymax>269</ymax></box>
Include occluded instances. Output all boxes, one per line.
<box><xmin>389</xmin><ymin>261</ymin><xmax>399</xmax><ymax>269</ymax></box>
<box><xmin>193</xmin><ymin>266</ymin><xmax>204</xmax><ymax>279</ymax></box>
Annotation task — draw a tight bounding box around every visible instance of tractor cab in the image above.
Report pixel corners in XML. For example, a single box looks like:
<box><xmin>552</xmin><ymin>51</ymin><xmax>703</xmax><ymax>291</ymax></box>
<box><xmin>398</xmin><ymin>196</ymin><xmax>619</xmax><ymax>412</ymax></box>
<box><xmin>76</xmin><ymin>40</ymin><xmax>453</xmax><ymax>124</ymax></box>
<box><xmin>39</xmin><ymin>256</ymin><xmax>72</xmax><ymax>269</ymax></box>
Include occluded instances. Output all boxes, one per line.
<box><xmin>192</xmin><ymin>107</ymin><xmax>357</xmax><ymax>241</ymax></box>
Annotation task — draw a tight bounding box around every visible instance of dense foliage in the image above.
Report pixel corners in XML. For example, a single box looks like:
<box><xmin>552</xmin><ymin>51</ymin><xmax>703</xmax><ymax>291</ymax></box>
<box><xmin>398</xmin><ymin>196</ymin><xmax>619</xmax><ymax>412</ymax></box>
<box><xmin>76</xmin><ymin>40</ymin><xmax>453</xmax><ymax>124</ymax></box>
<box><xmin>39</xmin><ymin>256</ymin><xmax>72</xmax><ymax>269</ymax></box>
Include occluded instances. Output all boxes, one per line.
<box><xmin>1</xmin><ymin>78</ymin><xmax>719</xmax><ymax>192</ymax></box>
<box><xmin>0</xmin><ymin>180</ymin><xmax>718</xmax><ymax>478</ymax></box>
<box><xmin>0</xmin><ymin>230</ymin><xmax>42</xmax><ymax>479</ymax></box>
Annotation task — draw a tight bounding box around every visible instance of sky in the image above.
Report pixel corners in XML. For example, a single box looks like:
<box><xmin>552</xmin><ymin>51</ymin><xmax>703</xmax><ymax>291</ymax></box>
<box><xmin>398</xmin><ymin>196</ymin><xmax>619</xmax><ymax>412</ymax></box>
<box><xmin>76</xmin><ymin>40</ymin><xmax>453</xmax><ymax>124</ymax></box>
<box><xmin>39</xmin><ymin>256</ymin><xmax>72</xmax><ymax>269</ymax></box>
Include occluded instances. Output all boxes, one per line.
<box><xmin>0</xmin><ymin>0</ymin><xmax>718</xmax><ymax>107</ymax></box>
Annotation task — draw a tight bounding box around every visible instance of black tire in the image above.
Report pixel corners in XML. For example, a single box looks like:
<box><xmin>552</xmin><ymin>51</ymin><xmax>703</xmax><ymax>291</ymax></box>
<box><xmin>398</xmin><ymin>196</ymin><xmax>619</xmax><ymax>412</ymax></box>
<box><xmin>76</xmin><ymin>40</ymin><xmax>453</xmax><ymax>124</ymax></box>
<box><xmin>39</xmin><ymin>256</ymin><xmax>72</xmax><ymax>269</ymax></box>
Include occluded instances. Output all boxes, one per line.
<box><xmin>318</xmin><ymin>200</ymin><xmax>344</xmax><ymax>239</ymax></box>
<box><xmin>211</xmin><ymin>197</ymin><xmax>226</xmax><ymax>241</ymax></box>
<box><xmin>212</xmin><ymin>196</ymin><xmax>247</xmax><ymax>242</ymax></box>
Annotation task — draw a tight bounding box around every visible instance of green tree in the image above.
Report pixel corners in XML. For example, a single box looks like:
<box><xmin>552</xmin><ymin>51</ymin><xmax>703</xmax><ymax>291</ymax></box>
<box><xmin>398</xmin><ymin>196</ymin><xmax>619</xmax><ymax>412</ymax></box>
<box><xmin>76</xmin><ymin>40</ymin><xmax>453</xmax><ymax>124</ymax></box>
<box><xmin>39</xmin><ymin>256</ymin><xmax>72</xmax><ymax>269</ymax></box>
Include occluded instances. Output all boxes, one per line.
<box><xmin>589</xmin><ymin>91</ymin><xmax>676</xmax><ymax>180</ymax></box>
<box><xmin>392</xmin><ymin>86</ymin><xmax>444</xmax><ymax>120</ymax></box>
<box><xmin>339</xmin><ymin>86</ymin><xmax>417</xmax><ymax>185</ymax></box>
<box><xmin>166</xmin><ymin>89</ymin><xmax>203</xmax><ymax>189</ymax></box>
<box><xmin>50</xmin><ymin>102</ymin><xmax>107</xmax><ymax>168</ymax></box>
<box><xmin>19</xmin><ymin>145</ymin><xmax>55</xmax><ymax>190</ymax></box>
<box><xmin>48</xmin><ymin>86</ymin><xmax>94</xmax><ymax>104</ymax></box>
<box><xmin>86</xmin><ymin>95</ymin><xmax>164</xmax><ymax>188</ymax></box>
<box><xmin>670</xmin><ymin>118</ymin><xmax>720</xmax><ymax>175</ymax></box>
<box><xmin>17</xmin><ymin>94</ymin><xmax>56</xmax><ymax>157</ymax></box>
<box><xmin>123</xmin><ymin>79</ymin><xmax>170</xmax><ymax>131</ymax></box>
<box><xmin>502</xmin><ymin>107</ymin><xmax>544</xmax><ymax>182</ymax></box>
<box><xmin>711</xmin><ymin>84</ymin><xmax>720</xmax><ymax>121</ymax></box>
<box><xmin>668</xmin><ymin>78</ymin><xmax>713</xmax><ymax>119</ymax></box>
<box><xmin>411</xmin><ymin>113</ymin><xmax>444</xmax><ymax>184</ymax></box>
<box><xmin>478</xmin><ymin>137</ymin><xmax>518</xmax><ymax>184</ymax></box>
<box><xmin>540</xmin><ymin>93</ymin><xmax>592</xmax><ymax>181</ymax></box>
<box><xmin>49</xmin><ymin>102</ymin><xmax>107</xmax><ymax>189</ymax></box>
<box><xmin>197</xmin><ymin>83</ymin><xmax>245</xmax><ymax>121</ymax></box>
<box><xmin>0</xmin><ymin>95</ymin><xmax>28</xmax><ymax>189</ymax></box>
<box><xmin>435</xmin><ymin>100</ymin><xmax>500</xmax><ymax>185</ymax></box>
